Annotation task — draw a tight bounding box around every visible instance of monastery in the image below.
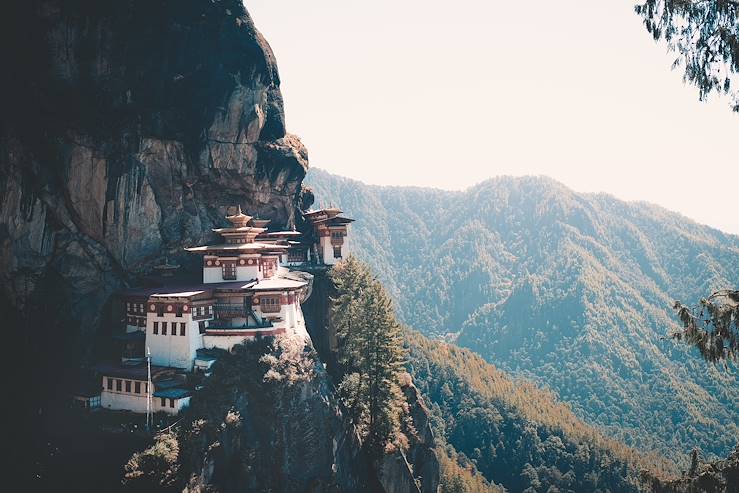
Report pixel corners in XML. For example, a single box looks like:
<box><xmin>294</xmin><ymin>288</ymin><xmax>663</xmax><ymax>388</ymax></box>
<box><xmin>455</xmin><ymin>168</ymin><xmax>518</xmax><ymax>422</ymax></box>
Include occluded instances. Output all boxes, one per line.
<box><xmin>88</xmin><ymin>206</ymin><xmax>353</xmax><ymax>415</ymax></box>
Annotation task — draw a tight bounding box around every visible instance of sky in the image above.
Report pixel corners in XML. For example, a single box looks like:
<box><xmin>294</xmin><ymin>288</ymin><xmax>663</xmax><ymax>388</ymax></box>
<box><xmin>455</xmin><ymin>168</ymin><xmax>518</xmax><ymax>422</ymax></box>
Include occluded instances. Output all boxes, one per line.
<box><xmin>247</xmin><ymin>0</ymin><xmax>739</xmax><ymax>235</ymax></box>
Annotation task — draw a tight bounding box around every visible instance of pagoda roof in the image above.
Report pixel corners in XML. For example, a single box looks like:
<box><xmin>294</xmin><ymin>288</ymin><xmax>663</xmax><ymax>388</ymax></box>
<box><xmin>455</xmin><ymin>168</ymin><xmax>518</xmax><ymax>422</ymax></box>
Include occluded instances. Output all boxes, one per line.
<box><xmin>184</xmin><ymin>242</ymin><xmax>289</xmax><ymax>253</ymax></box>
<box><xmin>150</xmin><ymin>290</ymin><xmax>209</xmax><ymax>299</ymax></box>
<box><xmin>313</xmin><ymin>216</ymin><xmax>354</xmax><ymax>226</ymax></box>
<box><xmin>188</xmin><ymin>277</ymin><xmax>308</xmax><ymax>292</ymax></box>
<box><xmin>225</xmin><ymin>205</ymin><xmax>251</xmax><ymax>223</ymax></box>
<box><xmin>212</xmin><ymin>226</ymin><xmax>266</xmax><ymax>234</ymax></box>
<box><xmin>304</xmin><ymin>207</ymin><xmax>343</xmax><ymax>218</ymax></box>
<box><xmin>120</xmin><ymin>284</ymin><xmax>214</xmax><ymax>298</ymax></box>
<box><xmin>260</xmin><ymin>230</ymin><xmax>303</xmax><ymax>237</ymax></box>
<box><xmin>249</xmin><ymin>277</ymin><xmax>308</xmax><ymax>291</ymax></box>
<box><xmin>250</xmin><ymin>219</ymin><xmax>271</xmax><ymax>228</ymax></box>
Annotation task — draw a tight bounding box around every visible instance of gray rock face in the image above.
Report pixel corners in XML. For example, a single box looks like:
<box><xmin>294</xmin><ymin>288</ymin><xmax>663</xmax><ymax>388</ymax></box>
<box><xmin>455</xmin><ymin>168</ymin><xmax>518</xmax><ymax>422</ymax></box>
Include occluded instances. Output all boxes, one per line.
<box><xmin>2</xmin><ymin>4</ymin><xmax>440</xmax><ymax>491</ymax></box>
<box><xmin>1</xmin><ymin>1</ymin><xmax>307</xmax><ymax>404</ymax></box>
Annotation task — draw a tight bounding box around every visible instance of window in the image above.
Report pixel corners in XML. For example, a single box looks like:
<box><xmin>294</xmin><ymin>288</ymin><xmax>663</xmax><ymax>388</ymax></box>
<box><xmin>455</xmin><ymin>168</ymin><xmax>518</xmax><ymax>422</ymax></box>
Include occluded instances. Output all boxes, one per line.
<box><xmin>223</xmin><ymin>262</ymin><xmax>236</xmax><ymax>280</ymax></box>
<box><xmin>160</xmin><ymin>397</ymin><xmax>166</xmax><ymax>407</ymax></box>
<box><xmin>180</xmin><ymin>323</ymin><xmax>186</xmax><ymax>336</ymax></box>
<box><xmin>199</xmin><ymin>321</ymin><xmax>206</xmax><ymax>334</ymax></box>
<box><xmin>169</xmin><ymin>399</ymin><xmax>175</xmax><ymax>408</ymax></box>
<box><xmin>153</xmin><ymin>322</ymin><xmax>159</xmax><ymax>334</ymax></box>
<box><xmin>176</xmin><ymin>305</ymin><xmax>183</xmax><ymax>317</ymax></box>
<box><xmin>125</xmin><ymin>380</ymin><xmax>131</xmax><ymax>393</ymax></box>
<box><xmin>156</xmin><ymin>305</ymin><xmax>164</xmax><ymax>317</ymax></box>
<box><xmin>333</xmin><ymin>246</ymin><xmax>342</xmax><ymax>258</ymax></box>
<box><xmin>135</xmin><ymin>381</ymin><xmax>141</xmax><ymax>394</ymax></box>
<box><xmin>116</xmin><ymin>380</ymin><xmax>122</xmax><ymax>392</ymax></box>
<box><xmin>162</xmin><ymin>322</ymin><xmax>167</xmax><ymax>336</ymax></box>
<box><xmin>261</xmin><ymin>297</ymin><xmax>280</xmax><ymax>313</ymax></box>
<box><xmin>106</xmin><ymin>378</ymin><xmax>113</xmax><ymax>390</ymax></box>
<box><xmin>208</xmin><ymin>305</ymin><xmax>213</xmax><ymax>315</ymax></box>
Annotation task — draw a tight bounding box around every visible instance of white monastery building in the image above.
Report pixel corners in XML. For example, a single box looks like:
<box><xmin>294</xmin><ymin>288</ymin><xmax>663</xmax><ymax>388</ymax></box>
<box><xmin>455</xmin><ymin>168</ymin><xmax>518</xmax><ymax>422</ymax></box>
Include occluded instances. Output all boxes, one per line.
<box><xmin>95</xmin><ymin>206</ymin><xmax>353</xmax><ymax>415</ymax></box>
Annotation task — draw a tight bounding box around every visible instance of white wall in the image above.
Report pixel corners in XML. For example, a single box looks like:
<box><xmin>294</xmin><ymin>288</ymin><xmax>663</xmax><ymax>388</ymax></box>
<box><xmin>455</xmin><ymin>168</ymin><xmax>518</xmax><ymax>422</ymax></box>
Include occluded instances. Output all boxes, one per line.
<box><xmin>101</xmin><ymin>377</ymin><xmax>149</xmax><ymax>413</ymax></box>
<box><xmin>154</xmin><ymin>395</ymin><xmax>190</xmax><ymax>415</ymax></box>
<box><xmin>101</xmin><ymin>376</ymin><xmax>189</xmax><ymax>415</ymax></box>
<box><xmin>146</xmin><ymin>314</ymin><xmax>203</xmax><ymax>370</ymax></box>
<box><xmin>202</xmin><ymin>255</ymin><xmax>270</xmax><ymax>283</ymax></box>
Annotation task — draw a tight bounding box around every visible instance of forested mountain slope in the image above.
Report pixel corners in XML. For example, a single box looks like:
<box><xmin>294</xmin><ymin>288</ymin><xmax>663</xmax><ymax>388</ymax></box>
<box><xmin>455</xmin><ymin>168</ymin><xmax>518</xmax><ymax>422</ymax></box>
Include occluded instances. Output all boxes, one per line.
<box><xmin>406</xmin><ymin>331</ymin><xmax>672</xmax><ymax>492</ymax></box>
<box><xmin>305</xmin><ymin>168</ymin><xmax>739</xmax><ymax>463</ymax></box>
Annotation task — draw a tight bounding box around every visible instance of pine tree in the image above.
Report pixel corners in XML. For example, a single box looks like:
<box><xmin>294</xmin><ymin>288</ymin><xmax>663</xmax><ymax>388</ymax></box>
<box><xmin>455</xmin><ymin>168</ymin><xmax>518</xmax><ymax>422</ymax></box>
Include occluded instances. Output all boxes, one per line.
<box><xmin>330</xmin><ymin>256</ymin><xmax>409</xmax><ymax>456</ymax></box>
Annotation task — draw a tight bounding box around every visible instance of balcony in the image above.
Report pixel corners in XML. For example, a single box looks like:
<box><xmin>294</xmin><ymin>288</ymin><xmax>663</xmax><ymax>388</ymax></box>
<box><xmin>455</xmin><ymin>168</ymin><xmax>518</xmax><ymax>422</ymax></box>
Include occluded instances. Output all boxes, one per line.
<box><xmin>206</xmin><ymin>320</ymin><xmax>274</xmax><ymax>331</ymax></box>
<box><xmin>213</xmin><ymin>303</ymin><xmax>248</xmax><ymax>319</ymax></box>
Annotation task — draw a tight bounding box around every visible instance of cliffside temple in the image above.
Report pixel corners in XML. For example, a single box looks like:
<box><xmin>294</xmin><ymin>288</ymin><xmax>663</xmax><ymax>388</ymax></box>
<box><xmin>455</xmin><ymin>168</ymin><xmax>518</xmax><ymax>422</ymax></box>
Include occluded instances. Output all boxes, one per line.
<box><xmin>91</xmin><ymin>206</ymin><xmax>352</xmax><ymax>415</ymax></box>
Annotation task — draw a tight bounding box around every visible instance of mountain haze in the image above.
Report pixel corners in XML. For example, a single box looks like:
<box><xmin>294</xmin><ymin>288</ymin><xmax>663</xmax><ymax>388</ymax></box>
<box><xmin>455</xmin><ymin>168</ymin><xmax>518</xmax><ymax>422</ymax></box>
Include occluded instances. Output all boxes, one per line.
<box><xmin>305</xmin><ymin>168</ymin><xmax>739</xmax><ymax>463</ymax></box>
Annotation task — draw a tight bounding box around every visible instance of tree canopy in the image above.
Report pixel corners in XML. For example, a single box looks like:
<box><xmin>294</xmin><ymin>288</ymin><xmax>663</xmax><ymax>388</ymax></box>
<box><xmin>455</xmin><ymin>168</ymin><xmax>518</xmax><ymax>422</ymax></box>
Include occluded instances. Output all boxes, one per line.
<box><xmin>635</xmin><ymin>0</ymin><xmax>739</xmax><ymax>111</ymax></box>
<box><xmin>330</xmin><ymin>256</ymin><xmax>409</xmax><ymax>456</ymax></box>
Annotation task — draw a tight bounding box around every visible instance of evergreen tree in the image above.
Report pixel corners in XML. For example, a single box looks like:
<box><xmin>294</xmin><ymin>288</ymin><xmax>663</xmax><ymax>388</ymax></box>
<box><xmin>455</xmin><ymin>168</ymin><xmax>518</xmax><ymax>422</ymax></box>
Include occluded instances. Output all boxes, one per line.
<box><xmin>673</xmin><ymin>289</ymin><xmax>739</xmax><ymax>363</ymax></box>
<box><xmin>330</xmin><ymin>256</ymin><xmax>409</xmax><ymax>456</ymax></box>
<box><xmin>635</xmin><ymin>0</ymin><xmax>739</xmax><ymax>112</ymax></box>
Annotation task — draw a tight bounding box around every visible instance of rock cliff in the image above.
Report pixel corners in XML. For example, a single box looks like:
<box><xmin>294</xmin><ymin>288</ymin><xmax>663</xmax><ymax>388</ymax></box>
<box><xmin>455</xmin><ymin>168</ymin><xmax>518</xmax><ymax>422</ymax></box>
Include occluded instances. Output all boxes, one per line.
<box><xmin>2</xmin><ymin>2</ymin><xmax>439</xmax><ymax>491</ymax></box>
<box><xmin>1</xmin><ymin>0</ymin><xmax>307</xmax><ymax>417</ymax></box>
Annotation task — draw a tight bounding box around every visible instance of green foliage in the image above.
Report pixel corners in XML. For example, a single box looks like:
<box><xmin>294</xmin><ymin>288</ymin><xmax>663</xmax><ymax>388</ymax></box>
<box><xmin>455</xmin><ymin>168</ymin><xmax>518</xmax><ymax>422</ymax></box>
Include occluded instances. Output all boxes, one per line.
<box><xmin>306</xmin><ymin>169</ymin><xmax>739</xmax><ymax>464</ymax></box>
<box><xmin>651</xmin><ymin>445</ymin><xmax>739</xmax><ymax>493</ymax></box>
<box><xmin>406</xmin><ymin>330</ymin><xmax>671</xmax><ymax>492</ymax></box>
<box><xmin>123</xmin><ymin>432</ymin><xmax>180</xmax><ymax>491</ymax></box>
<box><xmin>331</xmin><ymin>256</ymin><xmax>409</xmax><ymax>456</ymax></box>
<box><xmin>437</xmin><ymin>443</ymin><xmax>504</xmax><ymax>493</ymax></box>
<box><xmin>673</xmin><ymin>289</ymin><xmax>739</xmax><ymax>363</ymax></box>
<box><xmin>634</xmin><ymin>0</ymin><xmax>739</xmax><ymax>111</ymax></box>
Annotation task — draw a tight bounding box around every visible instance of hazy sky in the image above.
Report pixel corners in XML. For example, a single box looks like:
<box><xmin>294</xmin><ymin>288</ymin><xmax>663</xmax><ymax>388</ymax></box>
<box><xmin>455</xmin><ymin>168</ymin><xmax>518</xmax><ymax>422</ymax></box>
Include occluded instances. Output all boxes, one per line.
<box><xmin>247</xmin><ymin>1</ymin><xmax>738</xmax><ymax>235</ymax></box>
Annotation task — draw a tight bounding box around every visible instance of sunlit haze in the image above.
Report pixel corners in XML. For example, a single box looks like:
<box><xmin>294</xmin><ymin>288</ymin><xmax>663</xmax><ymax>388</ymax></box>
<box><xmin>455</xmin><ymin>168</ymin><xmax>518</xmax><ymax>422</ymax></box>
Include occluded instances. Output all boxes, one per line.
<box><xmin>248</xmin><ymin>0</ymin><xmax>739</xmax><ymax>235</ymax></box>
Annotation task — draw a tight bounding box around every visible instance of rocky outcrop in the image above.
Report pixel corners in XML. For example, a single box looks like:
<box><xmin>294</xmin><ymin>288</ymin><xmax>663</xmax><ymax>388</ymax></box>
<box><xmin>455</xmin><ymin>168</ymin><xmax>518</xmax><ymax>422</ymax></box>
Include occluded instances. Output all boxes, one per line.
<box><xmin>1</xmin><ymin>0</ymin><xmax>307</xmax><ymax>413</ymax></box>
<box><xmin>2</xmin><ymin>3</ymin><xmax>440</xmax><ymax>491</ymax></box>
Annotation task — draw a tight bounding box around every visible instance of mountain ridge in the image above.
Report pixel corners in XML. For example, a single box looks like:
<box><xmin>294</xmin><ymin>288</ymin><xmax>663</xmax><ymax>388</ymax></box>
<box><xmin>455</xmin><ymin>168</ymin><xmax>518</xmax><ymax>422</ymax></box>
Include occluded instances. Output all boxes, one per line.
<box><xmin>305</xmin><ymin>167</ymin><xmax>739</xmax><ymax>464</ymax></box>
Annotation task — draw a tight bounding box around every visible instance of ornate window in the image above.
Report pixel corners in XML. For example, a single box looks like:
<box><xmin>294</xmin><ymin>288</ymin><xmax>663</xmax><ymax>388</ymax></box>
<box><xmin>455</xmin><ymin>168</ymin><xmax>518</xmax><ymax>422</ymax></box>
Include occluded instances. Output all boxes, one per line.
<box><xmin>222</xmin><ymin>262</ymin><xmax>236</xmax><ymax>280</ymax></box>
<box><xmin>260</xmin><ymin>296</ymin><xmax>280</xmax><ymax>313</ymax></box>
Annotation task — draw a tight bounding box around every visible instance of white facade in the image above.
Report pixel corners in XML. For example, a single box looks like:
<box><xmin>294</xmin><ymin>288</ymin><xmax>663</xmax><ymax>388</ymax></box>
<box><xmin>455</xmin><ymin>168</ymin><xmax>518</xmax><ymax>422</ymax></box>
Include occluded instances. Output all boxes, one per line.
<box><xmin>146</xmin><ymin>313</ymin><xmax>204</xmax><ymax>370</ymax></box>
<box><xmin>319</xmin><ymin>233</ymin><xmax>350</xmax><ymax>265</ymax></box>
<box><xmin>202</xmin><ymin>255</ymin><xmax>279</xmax><ymax>283</ymax></box>
<box><xmin>154</xmin><ymin>395</ymin><xmax>191</xmax><ymax>415</ymax></box>
<box><xmin>100</xmin><ymin>376</ymin><xmax>190</xmax><ymax>415</ymax></box>
<box><xmin>101</xmin><ymin>377</ymin><xmax>150</xmax><ymax>413</ymax></box>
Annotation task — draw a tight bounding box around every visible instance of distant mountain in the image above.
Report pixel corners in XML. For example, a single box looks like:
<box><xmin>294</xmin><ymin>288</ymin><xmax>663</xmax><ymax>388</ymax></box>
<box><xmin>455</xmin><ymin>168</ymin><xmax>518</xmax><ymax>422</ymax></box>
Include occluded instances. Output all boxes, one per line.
<box><xmin>305</xmin><ymin>168</ymin><xmax>739</xmax><ymax>464</ymax></box>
